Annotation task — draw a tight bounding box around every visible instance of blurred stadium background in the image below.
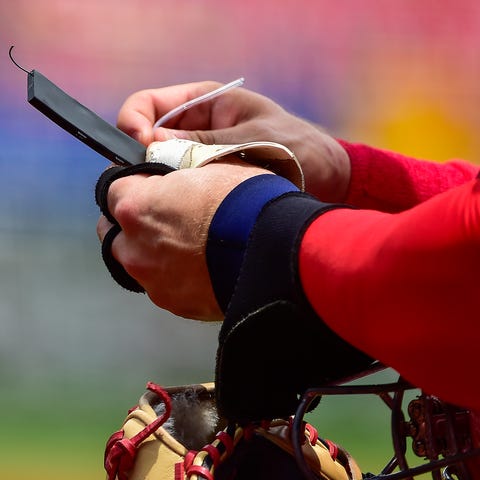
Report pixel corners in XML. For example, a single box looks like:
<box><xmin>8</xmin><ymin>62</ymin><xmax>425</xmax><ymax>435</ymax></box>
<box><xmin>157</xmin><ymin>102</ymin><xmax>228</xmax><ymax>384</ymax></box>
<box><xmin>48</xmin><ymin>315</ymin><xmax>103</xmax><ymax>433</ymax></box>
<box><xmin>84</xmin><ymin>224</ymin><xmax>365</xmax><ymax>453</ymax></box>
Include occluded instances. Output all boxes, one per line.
<box><xmin>1</xmin><ymin>1</ymin><xmax>480</xmax><ymax>478</ymax></box>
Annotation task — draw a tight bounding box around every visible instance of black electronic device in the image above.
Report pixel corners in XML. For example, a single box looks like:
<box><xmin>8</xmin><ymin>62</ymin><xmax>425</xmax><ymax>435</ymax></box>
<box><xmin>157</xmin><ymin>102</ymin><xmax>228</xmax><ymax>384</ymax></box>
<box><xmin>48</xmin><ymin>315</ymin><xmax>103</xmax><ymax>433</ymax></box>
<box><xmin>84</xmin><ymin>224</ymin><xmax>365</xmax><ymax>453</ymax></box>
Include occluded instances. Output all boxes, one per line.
<box><xmin>27</xmin><ymin>70</ymin><xmax>146</xmax><ymax>166</ymax></box>
<box><xmin>10</xmin><ymin>47</ymin><xmax>146</xmax><ymax>166</ymax></box>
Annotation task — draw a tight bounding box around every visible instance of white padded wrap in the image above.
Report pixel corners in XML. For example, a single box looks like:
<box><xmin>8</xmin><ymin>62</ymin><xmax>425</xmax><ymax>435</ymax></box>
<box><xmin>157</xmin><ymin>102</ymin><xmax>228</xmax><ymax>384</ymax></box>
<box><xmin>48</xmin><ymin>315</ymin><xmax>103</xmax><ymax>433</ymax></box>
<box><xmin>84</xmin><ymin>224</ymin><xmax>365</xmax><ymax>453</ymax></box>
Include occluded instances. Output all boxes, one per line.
<box><xmin>146</xmin><ymin>139</ymin><xmax>305</xmax><ymax>191</ymax></box>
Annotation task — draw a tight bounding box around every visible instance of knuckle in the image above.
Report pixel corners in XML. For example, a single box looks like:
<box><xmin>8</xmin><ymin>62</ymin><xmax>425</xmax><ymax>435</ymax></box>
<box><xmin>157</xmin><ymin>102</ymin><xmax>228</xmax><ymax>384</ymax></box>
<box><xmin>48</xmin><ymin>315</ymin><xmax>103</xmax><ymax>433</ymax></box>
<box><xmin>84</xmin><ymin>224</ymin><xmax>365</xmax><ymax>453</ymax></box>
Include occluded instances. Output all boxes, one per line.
<box><xmin>109</xmin><ymin>194</ymin><xmax>141</xmax><ymax>232</ymax></box>
<box><xmin>192</xmin><ymin>129</ymin><xmax>215</xmax><ymax>144</ymax></box>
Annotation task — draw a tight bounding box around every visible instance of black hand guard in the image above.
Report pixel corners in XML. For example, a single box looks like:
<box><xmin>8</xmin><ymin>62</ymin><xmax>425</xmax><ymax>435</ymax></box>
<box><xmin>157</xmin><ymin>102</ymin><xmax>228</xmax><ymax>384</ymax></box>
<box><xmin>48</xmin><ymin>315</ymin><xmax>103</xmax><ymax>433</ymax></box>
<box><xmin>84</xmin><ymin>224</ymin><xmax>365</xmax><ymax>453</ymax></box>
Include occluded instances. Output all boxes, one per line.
<box><xmin>95</xmin><ymin>163</ymin><xmax>174</xmax><ymax>292</ymax></box>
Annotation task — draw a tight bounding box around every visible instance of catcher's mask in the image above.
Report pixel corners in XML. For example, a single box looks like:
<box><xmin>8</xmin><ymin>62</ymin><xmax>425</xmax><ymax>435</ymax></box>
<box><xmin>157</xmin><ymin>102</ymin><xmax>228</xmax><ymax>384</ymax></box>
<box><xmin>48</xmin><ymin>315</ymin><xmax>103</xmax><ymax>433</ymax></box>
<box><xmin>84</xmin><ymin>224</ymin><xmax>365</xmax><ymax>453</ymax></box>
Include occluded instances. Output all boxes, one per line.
<box><xmin>292</xmin><ymin>363</ymin><xmax>480</xmax><ymax>480</ymax></box>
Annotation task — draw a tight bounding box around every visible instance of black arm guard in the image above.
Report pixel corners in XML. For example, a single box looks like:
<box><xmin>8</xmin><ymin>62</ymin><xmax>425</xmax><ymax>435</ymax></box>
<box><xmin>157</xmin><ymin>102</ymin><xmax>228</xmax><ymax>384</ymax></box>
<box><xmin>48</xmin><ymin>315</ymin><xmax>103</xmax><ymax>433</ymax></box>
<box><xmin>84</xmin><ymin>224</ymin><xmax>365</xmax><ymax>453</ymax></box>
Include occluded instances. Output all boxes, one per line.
<box><xmin>214</xmin><ymin>193</ymin><xmax>374</xmax><ymax>423</ymax></box>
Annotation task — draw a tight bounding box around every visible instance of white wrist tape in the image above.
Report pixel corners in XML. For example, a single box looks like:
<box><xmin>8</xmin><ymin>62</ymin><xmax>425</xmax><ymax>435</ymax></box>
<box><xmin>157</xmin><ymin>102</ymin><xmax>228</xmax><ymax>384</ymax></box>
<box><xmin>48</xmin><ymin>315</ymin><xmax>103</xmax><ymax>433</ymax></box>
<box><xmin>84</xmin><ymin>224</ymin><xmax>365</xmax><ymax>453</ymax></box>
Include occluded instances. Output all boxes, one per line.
<box><xmin>146</xmin><ymin>139</ymin><xmax>305</xmax><ymax>191</ymax></box>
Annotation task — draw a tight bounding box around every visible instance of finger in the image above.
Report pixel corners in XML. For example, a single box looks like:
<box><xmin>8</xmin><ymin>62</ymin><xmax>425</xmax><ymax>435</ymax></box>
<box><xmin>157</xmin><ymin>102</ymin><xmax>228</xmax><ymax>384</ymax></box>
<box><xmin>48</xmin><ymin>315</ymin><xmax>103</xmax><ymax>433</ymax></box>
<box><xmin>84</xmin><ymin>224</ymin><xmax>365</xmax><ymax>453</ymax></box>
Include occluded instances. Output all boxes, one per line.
<box><xmin>151</xmin><ymin>90</ymin><xmax>282</xmax><ymax>144</ymax></box>
<box><xmin>104</xmin><ymin>173</ymin><xmax>148</xmax><ymax>207</ymax></box>
<box><xmin>104</xmin><ymin>174</ymin><xmax>161</xmax><ymax>232</ymax></box>
<box><xmin>153</xmin><ymin>120</ymin><xmax>266</xmax><ymax>146</ymax></box>
<box><xmin>100</xmin><ymin>222</ymin><xmax>145</xmax><ymax>294</ymax></box>
<box><xmin>97</xmin><ymin>215</ymin><xmax>115</xmax><ymax>243</ymax></box>
<box><xmin>117</xmin><ymin>81</ymin><xmax>224</xmax><ymax>146</ymax></box>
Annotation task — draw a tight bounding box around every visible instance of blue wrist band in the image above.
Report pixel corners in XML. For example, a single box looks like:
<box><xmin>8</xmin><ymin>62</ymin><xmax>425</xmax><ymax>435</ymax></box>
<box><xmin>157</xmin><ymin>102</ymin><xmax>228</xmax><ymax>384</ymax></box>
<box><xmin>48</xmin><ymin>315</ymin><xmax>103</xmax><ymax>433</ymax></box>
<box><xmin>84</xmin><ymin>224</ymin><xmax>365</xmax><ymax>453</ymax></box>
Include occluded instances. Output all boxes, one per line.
<box><xmin>207</xmin><ymin>174</ymin><xmax>300</xmax><ymax>312</ymax></box>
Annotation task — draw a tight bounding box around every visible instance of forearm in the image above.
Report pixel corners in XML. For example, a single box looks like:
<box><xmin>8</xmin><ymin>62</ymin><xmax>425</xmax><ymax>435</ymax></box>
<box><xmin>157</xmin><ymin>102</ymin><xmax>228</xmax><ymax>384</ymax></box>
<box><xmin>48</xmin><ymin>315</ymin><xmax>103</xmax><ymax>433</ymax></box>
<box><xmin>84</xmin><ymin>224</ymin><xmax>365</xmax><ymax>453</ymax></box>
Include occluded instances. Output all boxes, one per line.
<box><xmin>299</xmin><ymin>178</ymin><xmax>480</xmax><ymax>409</ymax></box>
<box><xmin>338</xmin><ymin>140</ymin><xmax>479</xmax><ymax>212</ymax></box>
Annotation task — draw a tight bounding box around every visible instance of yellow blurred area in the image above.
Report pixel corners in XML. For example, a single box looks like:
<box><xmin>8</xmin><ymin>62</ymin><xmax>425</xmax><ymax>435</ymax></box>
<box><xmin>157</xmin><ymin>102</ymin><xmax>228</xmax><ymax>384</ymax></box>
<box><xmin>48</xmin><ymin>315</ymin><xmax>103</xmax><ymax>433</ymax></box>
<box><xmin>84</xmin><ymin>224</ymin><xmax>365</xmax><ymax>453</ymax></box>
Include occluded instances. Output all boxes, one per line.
<box><xmin>344</xmin><ymin>46</ymin><xmax>480</xmax><ymax>162</ymax></box>
<box><xmin>2</xmin><ymin>449</ymin><xmax>103</xmax><ymax>480</ymax></box>
<box><xmin>2</xmin><ymin>465</ymin><xmax>101</xmax><ymax>480</ymax></box>
<box><xmin>379</xmin><ymin>99</ymin><xmax>476</xmax><ymax>162</ymax></box>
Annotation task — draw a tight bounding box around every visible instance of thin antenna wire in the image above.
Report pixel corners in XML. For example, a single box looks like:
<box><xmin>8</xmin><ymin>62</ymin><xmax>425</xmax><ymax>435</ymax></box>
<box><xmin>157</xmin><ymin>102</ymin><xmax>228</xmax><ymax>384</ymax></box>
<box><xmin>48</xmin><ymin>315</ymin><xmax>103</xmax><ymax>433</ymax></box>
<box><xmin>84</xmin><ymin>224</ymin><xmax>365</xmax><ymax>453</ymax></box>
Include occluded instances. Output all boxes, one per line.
<box><xmin>8</xmin><ymin>46</ymin><xmax>32</xmax><ymax>75</ymax></box>
<box><xmin>153</xmin><ymin>77</ymin><xmax>245</xmax><ymax>128</ymax></box>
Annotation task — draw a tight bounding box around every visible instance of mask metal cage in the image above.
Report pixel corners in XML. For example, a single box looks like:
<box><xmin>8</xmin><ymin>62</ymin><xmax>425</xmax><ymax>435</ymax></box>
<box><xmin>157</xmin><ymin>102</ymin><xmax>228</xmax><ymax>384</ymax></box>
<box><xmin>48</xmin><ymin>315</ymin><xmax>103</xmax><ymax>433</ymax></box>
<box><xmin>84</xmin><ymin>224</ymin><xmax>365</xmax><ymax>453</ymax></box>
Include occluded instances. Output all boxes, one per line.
<box><xmin>292</xmin><ymin>364</ymin><xmax>480</xmax><ymax>480</ymax></box>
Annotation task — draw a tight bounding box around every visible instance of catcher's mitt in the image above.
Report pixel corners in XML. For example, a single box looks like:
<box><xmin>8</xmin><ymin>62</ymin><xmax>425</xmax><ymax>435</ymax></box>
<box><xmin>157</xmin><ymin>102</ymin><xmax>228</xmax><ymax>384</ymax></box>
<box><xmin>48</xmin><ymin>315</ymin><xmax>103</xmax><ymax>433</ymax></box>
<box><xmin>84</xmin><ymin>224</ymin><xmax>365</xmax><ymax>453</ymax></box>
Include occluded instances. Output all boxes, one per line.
<box><xmin>104</xmin><ymin>382</ymin><xmax>362</xmax><ymax>480</ymax></box>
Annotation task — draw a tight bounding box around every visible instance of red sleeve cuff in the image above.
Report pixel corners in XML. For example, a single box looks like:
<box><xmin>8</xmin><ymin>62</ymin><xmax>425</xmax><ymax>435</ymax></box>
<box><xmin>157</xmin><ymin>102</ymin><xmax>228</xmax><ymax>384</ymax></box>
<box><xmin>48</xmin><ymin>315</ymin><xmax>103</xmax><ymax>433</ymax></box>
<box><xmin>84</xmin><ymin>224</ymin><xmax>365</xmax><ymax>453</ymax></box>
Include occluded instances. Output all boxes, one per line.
<box><xmin>337</xmin><ymin>139</ymin><xmax>479</xmax><ymax>212</ymax></box>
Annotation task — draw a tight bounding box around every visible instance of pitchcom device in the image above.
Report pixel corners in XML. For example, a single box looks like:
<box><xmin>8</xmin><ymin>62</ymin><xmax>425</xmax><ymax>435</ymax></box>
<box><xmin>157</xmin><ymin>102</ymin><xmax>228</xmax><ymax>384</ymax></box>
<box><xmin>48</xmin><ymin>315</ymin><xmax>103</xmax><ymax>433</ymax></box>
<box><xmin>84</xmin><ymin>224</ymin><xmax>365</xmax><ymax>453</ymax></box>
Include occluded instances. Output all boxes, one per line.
<box><xmin>10</xmin><ymin>46</ymin><xmax>146</xmax><ymax>166</ymax></box>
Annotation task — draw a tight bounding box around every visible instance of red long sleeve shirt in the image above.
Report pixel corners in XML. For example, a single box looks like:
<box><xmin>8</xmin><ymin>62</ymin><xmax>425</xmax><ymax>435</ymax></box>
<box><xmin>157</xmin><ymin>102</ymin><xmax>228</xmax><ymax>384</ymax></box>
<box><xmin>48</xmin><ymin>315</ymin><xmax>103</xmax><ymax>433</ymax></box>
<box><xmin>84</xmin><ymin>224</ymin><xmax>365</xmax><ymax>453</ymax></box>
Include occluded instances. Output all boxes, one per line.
<box><xmin>299</xmin><ymin>141</ymin><xmax>480</xmax><ymax>410</ymax></box>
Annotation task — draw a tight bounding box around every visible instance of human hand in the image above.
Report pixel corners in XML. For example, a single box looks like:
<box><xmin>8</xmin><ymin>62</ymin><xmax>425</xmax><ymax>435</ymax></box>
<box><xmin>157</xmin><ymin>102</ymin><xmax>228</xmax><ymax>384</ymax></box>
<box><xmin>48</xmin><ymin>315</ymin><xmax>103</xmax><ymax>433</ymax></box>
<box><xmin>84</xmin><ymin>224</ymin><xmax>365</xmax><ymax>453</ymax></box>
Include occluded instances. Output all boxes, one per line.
<box><xmin>96</xmin><ymin>158</ymin><xmax>273</xmax><ymax>321</ymax></box>
<box><xmin>117</xmin><ymin>81</ymin><xmax>351</xmax><ymax>202</ymax></box>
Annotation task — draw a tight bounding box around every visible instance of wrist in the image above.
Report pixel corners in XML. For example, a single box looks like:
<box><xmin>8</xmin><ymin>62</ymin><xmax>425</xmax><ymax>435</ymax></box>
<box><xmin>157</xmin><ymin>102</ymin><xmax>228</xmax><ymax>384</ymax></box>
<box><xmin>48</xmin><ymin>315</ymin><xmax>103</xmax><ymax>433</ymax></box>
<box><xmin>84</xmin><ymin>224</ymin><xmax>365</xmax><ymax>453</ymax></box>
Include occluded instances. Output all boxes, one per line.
<box><xmin>207</xmin><ymin>174</ymin><xmax>300</xmax><ymax>312</ymax></box>
<box><xmin>300</xmin><ymin>128</ymin><xmax>351</xmax><ymax>202</ymax></box>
